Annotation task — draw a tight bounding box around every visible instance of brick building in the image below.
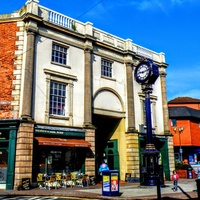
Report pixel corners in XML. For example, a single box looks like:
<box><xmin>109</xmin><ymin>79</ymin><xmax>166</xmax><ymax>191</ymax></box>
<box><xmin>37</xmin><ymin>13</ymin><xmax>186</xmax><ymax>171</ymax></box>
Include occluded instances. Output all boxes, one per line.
<box><xmin>0</xmin><ymin>0</ymin><xmax>174</xmax><ymax>189</ymax></box>
<box><xmin>168</xmin><ymin>97</ymin><xmax>200</xmax><ymax>166</ymax></box>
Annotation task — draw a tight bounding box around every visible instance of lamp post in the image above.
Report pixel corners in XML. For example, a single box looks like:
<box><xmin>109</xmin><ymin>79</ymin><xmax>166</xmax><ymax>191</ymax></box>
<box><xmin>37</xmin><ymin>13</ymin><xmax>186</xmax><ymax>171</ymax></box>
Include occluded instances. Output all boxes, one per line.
<box><xmin>178</xmin><ymin>127</ymin><xmax>184</xmax><ymax>162</ymax></box>
<box><xmin>173</xmin><ymin>126</ymin><xmax>184</xmax><ymax>162</ymax></box>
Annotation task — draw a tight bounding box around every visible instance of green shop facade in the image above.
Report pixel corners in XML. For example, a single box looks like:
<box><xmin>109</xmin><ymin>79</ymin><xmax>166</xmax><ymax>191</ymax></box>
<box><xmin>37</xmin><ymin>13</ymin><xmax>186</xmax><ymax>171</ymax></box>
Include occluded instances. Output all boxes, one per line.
<box><xmin>0</xmin><ymin>120</ymin><xmax>19</xmax><ymax>190</ymax></box>
<box><xmin>0</xmin><ymin>119</ymin><xmax>171</xmax><ymax>190</ymax></box>
<box><xmin>0</xmin><ymin>119</ymin><xmax>93</xmax><ymax>190</ymax></box>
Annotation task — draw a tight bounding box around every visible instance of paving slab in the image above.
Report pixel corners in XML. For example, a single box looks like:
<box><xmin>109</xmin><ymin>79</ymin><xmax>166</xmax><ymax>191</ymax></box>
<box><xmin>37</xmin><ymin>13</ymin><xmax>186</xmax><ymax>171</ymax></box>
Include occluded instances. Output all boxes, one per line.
<box><xmin>0</xmin><ymin>178</ymin><xmax>198</xmax><ymax>199</ymax></box>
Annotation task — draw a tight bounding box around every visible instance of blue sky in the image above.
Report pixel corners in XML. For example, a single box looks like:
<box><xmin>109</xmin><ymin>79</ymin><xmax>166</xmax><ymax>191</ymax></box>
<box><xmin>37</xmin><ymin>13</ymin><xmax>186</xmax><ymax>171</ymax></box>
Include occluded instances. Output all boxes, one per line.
<box><xmin>1</xmin><ymin>0</ymin><xmax>200</xmax><ymax>101</ymax></box>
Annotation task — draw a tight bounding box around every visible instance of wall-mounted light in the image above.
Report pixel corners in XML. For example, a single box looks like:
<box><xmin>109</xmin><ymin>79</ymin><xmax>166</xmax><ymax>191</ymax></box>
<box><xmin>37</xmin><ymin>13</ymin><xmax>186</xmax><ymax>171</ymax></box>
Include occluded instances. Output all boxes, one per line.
<box><xmin>173</xmin><ymin>127</ymin><xmax>177</xmax><ymax>132</ymax></box>
<box><xmin>178</xmin><ymin>126</ymin><xmax>184</xmax><ymax>132</ymax></box>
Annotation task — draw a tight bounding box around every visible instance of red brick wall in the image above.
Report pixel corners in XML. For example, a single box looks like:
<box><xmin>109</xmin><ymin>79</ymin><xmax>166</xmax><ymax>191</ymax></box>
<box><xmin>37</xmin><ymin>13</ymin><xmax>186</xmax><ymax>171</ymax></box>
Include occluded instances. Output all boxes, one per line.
<box><xmin>190</xmin><ymin>121</ymin><xmax>200</xmax><ymax>146</ymax></box>
<box><xmin>170</xmin><ymin>119</ymin><xmax>200</xmax><ymax>146</ymax></box>
<box><xmin>0</xmin><ymin>22</ymin><xmax>18</xmax><ymax>118</ymax></box>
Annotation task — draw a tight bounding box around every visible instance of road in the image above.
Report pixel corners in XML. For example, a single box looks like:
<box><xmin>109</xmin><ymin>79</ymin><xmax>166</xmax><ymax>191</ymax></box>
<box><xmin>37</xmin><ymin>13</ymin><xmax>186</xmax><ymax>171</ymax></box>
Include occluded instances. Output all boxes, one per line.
<box><xmin>0</xmin><ymin>196</ymin><xmax>99</xmax><ymax>200</ymax></box>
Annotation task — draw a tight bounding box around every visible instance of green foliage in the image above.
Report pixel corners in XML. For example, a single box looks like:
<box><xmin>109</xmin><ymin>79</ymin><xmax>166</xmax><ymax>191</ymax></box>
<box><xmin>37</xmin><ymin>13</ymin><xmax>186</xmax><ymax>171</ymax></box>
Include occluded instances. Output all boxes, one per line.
<box><xmin>71</xmin><ymin>22</ymin><xmax>77</xmax><ymax>31</ymax></box>
<box><xmin>175</xmin><ymin>161</ymin><xmax>191</xmax><ymax>170</ymax></box>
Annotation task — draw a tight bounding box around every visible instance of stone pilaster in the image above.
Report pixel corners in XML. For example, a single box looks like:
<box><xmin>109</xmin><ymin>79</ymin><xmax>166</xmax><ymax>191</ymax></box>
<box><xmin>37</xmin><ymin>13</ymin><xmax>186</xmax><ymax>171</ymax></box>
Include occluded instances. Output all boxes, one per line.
<box><xmin>21</xmin><ymin>31</ymin><xmax>35</xmax><ymax>120</ymax></box>
<box><xmin>14</xmin><ymin>122</ymin><xmax>34</xmax><ymax>189</ymax></box>
<box><xmin>167</xmin><ymin>135</ymin><xmax>175</xmax><ymax>179</ymax></box>
<box><xmin>126</xmin><ymin>133</ymin><xmax>140</xmax><ymax>178</ymax></box>
<box><xmin>125</xmin><ymin>62</ymin><xmax>135</xmax><ymax>132</ymax></box>
<box><xmin>83</xmin><ymin>47</ymin><xmax>92</xmax><ymax>127</ymax></box>
<box><xmin>160</xmin><ymin>67</ymin><xmax>170</xmax><ymax>134</ymax></box>
<box><xmin>85</xmin><ymin>129</ymin><xmax>95</xmax><ymax>176</ymax></box>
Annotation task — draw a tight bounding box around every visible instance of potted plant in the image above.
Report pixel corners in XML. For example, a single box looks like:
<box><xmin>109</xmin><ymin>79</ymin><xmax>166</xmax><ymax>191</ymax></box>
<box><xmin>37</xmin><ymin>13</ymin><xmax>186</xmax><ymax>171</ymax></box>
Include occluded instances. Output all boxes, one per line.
<box><xmin>175</xmin><ymin>162</ymin><xmax>192</xmax><ymax>178</ymax></box>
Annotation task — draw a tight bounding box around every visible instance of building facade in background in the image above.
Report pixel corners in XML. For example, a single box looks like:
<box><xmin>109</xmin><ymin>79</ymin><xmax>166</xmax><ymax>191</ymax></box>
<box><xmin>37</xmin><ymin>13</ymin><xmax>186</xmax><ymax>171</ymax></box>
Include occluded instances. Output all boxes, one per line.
<box><xmin>168</xmin><ymin>97</ymin><xmax>200</xmax><ymax>170</ymax></box>
<box><xmin>0</xmin><ymin>0</ymin><xmax>173</xmax><ymax>189</ymax></box>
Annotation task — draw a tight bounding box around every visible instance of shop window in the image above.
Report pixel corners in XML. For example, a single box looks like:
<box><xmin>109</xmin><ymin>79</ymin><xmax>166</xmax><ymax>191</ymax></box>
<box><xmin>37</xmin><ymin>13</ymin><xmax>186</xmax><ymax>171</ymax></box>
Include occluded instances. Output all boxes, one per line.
<box><xmin>0</xmin><ymin>149</ymin><xmax>8</xmax><ymax>183</ymax></box>
<box><xmin>171</xmin><ymin>119</ymin><xmax>177</xmax><ymax>127</ymax></box>
<box><xmin>36</xmin><ymin>147</ymin><xmax>87</xmax><ymax>175</ymax></box>
<box><xmin>0</xmin><ymin>130</ymin><xmax>9</xmax><ymax>140</ymax></box>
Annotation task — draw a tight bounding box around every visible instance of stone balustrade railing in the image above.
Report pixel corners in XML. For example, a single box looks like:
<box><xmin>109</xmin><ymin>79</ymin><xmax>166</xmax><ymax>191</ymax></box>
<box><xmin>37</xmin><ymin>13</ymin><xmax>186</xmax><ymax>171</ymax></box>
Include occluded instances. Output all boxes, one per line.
<box><xmin>26</xmin><ymin>2</ymin><xmax>166</xmax><ymax>63</ymax></box>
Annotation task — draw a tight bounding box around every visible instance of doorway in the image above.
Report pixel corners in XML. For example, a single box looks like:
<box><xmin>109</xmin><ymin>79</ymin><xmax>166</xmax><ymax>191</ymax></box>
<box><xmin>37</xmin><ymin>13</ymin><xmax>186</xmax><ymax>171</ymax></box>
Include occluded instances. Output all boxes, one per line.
<box><xmin>93</xmin><ymin>114</ymin><xmax>121</xmax><ymax>181</ymax></box>
<box><xmin>104</xmin><ymin>140</ymin><xmax>119</xmax><ymax>171</ymax></box>
<box><xmin>0</xmin><ymin>126</ymin><xmax>17</xmax><ymax>190</ymax></box>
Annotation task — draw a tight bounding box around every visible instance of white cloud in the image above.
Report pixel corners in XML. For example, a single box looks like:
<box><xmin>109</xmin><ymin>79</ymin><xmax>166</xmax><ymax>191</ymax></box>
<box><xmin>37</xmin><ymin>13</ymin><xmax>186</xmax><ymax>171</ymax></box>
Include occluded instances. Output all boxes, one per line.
<box><xmin>131</xmin><ymin>0</ymin><xmax>164</xmax><ymax>11</ymax></box>
<box><xmin>130</xmin><ymin>0</ymin><xmax>198</xmax><ymax>11</ymax></box>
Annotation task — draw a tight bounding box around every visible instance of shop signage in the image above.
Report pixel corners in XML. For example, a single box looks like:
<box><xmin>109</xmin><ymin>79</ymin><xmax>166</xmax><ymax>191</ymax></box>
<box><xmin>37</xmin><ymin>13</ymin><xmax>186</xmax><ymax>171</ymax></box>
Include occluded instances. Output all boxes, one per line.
<box><xmin>102</xmin><ymin>175</ymin><xmax>110</xmax><ymax>192</ymax></box>
<box><xmin>35</xmin><ymin>125</ymin><xmax>85</xmax><ymax>137</ymax></box>
<box><xmin>89</xmin><ymin>176</ymin><xmax>96</xmax><ymax>186</ymax></box>
<box><xmin>125</xmin><ymin>173</ymin><xmax>131</xmax><ymax>182</ymax></box>
<box><xmin>35</xmin><ymin>129</ymin><xmax>65</xmax><ymax>135</ymax></box>
<box><xmin>22</xmin><ymin>178</ymin><xmax>30</xmax><ymax>190</ymax></box>
<box><xmin>111</xmin><ymin>173</ymin><xmax>118</xmax><ymax>191</ymax></box>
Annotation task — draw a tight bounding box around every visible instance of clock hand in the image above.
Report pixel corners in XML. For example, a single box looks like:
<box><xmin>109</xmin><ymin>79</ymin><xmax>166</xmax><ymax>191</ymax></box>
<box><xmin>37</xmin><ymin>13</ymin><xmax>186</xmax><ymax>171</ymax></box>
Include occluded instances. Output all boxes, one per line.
<box><xmin>138</xmin><ymin>69</ymin><xmax>149</xmax><ymax>74</ymax></box>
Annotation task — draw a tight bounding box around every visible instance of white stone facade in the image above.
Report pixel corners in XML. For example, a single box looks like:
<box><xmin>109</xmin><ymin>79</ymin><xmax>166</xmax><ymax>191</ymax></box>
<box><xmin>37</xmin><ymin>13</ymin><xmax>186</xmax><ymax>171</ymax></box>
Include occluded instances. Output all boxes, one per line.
<box><xmin>0</xmin><ymin>0</ymin><xmax>174</xmax><ymax>188</ymax></box>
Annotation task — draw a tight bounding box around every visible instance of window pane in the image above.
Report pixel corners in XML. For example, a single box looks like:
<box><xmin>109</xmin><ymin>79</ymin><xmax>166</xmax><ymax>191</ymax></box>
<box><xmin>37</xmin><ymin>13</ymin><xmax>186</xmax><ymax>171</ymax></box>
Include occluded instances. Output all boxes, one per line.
<box><xmin>49</xmin><ymin>81</ymin><xmax>66</xmax><ymax>116</ymax></box>
<box><xmin>52</xmin><ymin>44</ymin><xmax>67</xmax><ymax>65</ymax></box>
<box><xmin>101</xmin><ymin>59</ymin><xmax>112</xmax><ymax>77</ymax></box>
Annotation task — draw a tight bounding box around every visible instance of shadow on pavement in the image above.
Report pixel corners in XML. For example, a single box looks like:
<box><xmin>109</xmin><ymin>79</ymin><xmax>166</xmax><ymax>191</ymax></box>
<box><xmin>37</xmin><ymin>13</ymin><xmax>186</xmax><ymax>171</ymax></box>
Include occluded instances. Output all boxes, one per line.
<box><xmin>162</xmin><ymin>198</ymin><xmax>198</xmax><ymax>200</ymax></box>
<box><xmin>178</xmin><ymin>185</ymin><xmax>194</xmax><ymax>199</ymax></box>
<box><xmin>161</xmin><ymin>185</ymin><xmax>197</xmax><ymax>199</ymax></box>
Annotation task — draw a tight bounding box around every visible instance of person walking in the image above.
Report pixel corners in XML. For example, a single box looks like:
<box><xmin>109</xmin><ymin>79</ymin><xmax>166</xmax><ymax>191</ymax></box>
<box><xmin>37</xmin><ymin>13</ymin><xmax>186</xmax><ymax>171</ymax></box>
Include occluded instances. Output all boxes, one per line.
<box><xmin>171</xmin><ymin>170</ymin><xmax>180</xmax><ymax>191</ymax></box>
<box><xmin>99</xmin><ymin>160</ymin><xmax>109</xmax><ymax>176</ymax></box>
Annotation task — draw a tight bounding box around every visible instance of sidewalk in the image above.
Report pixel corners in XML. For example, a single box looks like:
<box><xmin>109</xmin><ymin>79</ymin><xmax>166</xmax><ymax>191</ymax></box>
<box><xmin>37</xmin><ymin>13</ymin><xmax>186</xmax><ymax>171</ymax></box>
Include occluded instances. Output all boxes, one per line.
<box><xmin>0</xmin><ymin>178</ymin><xmax>198</xmax><ymax>199</ymax></box>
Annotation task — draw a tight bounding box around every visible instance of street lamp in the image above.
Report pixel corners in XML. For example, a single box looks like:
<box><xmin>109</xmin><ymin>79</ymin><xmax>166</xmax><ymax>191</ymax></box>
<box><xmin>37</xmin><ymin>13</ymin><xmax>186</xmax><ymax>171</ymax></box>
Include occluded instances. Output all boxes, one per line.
<box><xmin>173</xmin><ymin>126</ymin><xmax>184</xmax><ymax>162</ymax></box>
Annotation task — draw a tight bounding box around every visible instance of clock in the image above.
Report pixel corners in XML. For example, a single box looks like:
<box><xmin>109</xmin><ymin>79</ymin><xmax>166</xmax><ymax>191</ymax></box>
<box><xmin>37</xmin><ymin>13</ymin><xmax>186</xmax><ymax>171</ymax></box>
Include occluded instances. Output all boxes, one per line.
<box><xmin>134</xmin><ymin>60</ymin><xmax>159</xmax><ymax>84</ymax></box>
<box><xmin>135</xmin><ymin>63</ymin><xmax>151</xmax><ymax>83</ymax></box>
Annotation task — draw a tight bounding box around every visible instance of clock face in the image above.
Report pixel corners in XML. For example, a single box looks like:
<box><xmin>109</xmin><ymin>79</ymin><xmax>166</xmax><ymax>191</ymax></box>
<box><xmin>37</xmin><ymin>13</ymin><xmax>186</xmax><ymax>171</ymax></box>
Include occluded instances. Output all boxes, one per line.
<box><xmin>135</xmin><ymin>64</ymin><xmax>150</xmax><ymax>82</ymax></box>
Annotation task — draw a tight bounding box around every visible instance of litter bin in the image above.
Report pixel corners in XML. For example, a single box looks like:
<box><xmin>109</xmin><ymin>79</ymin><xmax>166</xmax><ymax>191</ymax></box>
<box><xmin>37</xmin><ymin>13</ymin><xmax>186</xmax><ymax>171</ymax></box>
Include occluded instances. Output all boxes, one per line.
<box><xmin>102</xmin><ymin>170</ymin><xmax>119</xmax><ymax>196</ymax></box>
<box><xmin>196</xmin><ymin>179</ymin><xmax>200</xmax><ymax>199</ymax></box>
<box><xmin>187</xmin><ymin>167</ymin><xmax>193</xmax><ymax>179</ymax></box>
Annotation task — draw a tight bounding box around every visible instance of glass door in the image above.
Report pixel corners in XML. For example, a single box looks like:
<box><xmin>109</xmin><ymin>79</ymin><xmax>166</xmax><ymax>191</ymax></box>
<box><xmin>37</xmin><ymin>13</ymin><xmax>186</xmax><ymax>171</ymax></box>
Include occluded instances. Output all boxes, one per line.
<box><xmin>0</xmin><ymin>149</ymin><xmax>8</xmax><ymax>183</ymax></box>
<box><xmin>0</xmin><ymin>130</ymin><xmax>9</xmax><ymax>188</ymax></box>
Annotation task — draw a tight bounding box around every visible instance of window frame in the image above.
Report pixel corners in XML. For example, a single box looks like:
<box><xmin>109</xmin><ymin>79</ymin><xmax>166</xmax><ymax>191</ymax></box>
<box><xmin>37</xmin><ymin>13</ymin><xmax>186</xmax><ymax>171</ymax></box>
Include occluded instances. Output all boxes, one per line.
<box><xmin>44</xmin><ymin>69</ymin><xmax>77</xmax><ymax>124</ymax></box>
<box><xmin>101</xmin><ymin>58</ymin><xmax>113</xmax><ymax>78</ymax></box>
<box><xmin>171</xmin><ymin>119</ymin><xmax>177</xmax><ymax>127</ymax></box>
<box><xmin>51</xmin><ymin>43</ymin><xmax>68</xmax><ymax>66</ymax></box>
<box><xmin>49</xmin><ymin>81</ymin><xmax>66</xmax><ymax>116</ymax></box>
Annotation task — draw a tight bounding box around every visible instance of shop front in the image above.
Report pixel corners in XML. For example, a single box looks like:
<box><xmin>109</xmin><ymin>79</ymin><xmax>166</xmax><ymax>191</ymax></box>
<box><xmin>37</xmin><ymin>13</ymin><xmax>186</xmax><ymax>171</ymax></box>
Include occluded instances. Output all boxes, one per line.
<box><xmin>32</xmin><ymin>125</ymin><xmax>92</xmax><ymax>182</ymax></box>
<box><xmin>0</xmin><ymin>120</ymin><xmax>19</xmax><ymax>189</ymax></box>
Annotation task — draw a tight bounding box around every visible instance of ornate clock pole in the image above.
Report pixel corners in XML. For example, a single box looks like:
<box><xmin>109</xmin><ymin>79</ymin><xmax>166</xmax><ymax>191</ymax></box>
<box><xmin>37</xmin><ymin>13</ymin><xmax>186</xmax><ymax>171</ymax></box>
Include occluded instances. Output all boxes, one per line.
<box><xmin>134</xmin><ymin>59</ymin><xmax>160</xmax><ymax>186</ymax></box>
